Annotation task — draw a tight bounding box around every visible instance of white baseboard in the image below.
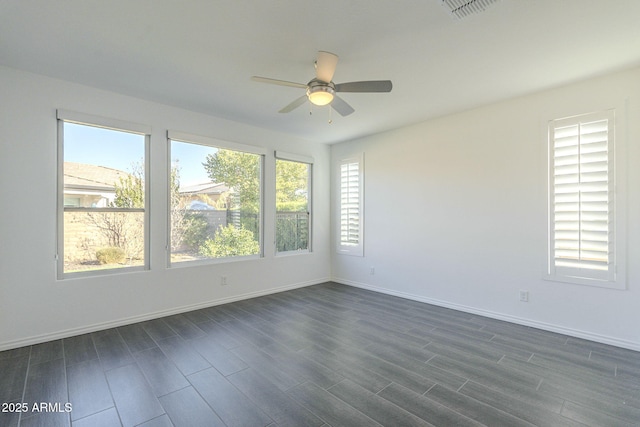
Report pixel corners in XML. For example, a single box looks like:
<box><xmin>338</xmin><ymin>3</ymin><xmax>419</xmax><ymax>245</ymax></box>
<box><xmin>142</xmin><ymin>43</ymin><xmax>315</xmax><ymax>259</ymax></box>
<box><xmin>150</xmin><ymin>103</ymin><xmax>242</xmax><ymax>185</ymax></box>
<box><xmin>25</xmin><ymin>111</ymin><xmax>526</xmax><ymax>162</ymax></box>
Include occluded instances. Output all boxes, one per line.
<box><xmin>333</xmin><ymin>278</ymin><xmax>640</xmax><ymax>352</ymax></box>
<box><xmin>0</xmin><ymin>278</ymin><xmax>329</xmax><ymax>352</ymax></box>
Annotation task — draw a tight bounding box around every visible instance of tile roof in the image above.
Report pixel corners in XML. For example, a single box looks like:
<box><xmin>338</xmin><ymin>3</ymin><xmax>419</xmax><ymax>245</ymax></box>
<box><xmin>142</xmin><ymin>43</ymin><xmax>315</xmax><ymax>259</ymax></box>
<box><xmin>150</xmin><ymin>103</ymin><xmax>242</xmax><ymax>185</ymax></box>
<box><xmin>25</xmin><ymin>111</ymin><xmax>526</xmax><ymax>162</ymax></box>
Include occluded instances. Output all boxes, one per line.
<box><xmin>64</xmin><ymin>162</ymin><xmax>130</xmax><ymax>190</ymax></box>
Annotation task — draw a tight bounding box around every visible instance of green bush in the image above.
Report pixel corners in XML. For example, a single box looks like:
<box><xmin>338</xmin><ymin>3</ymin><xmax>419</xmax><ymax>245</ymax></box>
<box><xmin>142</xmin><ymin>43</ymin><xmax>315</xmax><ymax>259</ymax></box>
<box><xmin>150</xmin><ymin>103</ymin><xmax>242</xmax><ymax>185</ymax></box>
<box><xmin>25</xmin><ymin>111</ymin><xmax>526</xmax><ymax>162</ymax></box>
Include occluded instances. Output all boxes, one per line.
<box><xmin>182</xmin><ymin>212</ymin><xmax>210</xmax><ymax>250</ymax></box>
<box><xmin>96</xmin><ymin>247</ymin><xmax>126</xmax><ymax>264</ymax></box>
<box><xmin>199</xmin><ymin>225</ymin><xmax>260</xmax><ymax>258</ymax></box>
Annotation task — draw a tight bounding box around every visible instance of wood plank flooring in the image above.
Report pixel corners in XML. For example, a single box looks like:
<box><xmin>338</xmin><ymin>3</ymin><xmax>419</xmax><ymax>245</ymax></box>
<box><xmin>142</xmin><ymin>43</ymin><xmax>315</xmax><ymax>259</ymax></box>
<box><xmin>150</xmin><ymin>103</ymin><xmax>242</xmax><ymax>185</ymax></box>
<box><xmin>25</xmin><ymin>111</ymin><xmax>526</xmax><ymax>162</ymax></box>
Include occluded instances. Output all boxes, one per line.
<box><xmin>1</xmin><ymin>282</ymin><xmax>639</xmax><ymax>426</ymax></box>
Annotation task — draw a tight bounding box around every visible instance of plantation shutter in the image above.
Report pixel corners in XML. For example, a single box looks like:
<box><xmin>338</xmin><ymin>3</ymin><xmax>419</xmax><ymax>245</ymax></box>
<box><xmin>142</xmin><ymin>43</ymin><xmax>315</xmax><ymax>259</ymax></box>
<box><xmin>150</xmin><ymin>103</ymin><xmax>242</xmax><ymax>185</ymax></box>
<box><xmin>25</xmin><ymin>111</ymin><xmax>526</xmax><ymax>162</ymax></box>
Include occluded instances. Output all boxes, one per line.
<box><xmin>549</xmin><ymin>111</ymin><xmax>614</xmax><ymax>282</ymax></box>
<box><xmin>338</xmin><ymin>156</ymin><xmax>363</xmax><ymax>256</ymax></box>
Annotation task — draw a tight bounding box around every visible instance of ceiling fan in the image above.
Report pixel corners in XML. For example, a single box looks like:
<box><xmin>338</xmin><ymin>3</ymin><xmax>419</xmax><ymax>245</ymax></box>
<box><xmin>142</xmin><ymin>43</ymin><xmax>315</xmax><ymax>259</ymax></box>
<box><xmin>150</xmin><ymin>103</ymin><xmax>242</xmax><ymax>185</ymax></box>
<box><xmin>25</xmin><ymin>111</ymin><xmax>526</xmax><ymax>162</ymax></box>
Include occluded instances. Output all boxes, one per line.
<box><xmin>251</xmin><ymin>51</ymin><xmax>392</xmax><ymax>117</ymax></box>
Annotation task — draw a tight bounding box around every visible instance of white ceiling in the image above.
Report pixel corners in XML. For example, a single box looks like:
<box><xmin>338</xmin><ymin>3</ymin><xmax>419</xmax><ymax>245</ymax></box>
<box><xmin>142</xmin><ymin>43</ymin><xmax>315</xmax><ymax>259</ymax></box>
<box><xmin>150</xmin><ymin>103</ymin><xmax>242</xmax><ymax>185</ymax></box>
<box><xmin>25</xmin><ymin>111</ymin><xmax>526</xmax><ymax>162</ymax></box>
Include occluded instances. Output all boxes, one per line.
<box><xmin>2</xmin><ymin>1</ymin><xmax>639</xmax><ymax>144</ymax></box>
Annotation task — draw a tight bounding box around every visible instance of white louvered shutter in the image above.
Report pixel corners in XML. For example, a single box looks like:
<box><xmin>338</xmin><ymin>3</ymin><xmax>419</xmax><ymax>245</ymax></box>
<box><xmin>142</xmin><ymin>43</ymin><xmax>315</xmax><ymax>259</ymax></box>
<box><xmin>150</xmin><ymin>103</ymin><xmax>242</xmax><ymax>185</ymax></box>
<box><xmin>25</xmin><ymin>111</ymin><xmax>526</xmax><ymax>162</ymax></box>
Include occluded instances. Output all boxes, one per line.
<box><xmin>549</xmin><ymin>111</ymin><xmax>614</xmax><ymax>283</ymax></box>
<box><xmin>338</xmin><ymin>156</ymin><xmax>363</xmax><ymax>256</ymax></box>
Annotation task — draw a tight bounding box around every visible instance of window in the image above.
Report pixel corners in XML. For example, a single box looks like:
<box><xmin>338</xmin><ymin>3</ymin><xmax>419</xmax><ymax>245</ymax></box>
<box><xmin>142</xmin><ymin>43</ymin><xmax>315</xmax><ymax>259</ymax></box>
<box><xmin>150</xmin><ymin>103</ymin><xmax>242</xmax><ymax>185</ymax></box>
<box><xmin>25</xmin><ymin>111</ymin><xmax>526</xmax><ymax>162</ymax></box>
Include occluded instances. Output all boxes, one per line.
<box><xmin>547</xmin><ymin>110</ymin><xmax>622</xmax><ymax>288</ymax></box>
<box><xmin>275</xmin><ymin>152</ymin><xmax>312</xmax><ymax>254</ymax></box>
<box><xmin>337</xmin><ymin>155</ymin><xmax>364</xmax><ymax>256</ymax></box>
<box><xmin>168</xmin><ymin>131</ymin><xmax>264</xmax><ymax>265</ymax></box>
<box><xmin>57</xmin><ymin>110</ymin><xmax>150</xmax><ymax>278</ymax></box>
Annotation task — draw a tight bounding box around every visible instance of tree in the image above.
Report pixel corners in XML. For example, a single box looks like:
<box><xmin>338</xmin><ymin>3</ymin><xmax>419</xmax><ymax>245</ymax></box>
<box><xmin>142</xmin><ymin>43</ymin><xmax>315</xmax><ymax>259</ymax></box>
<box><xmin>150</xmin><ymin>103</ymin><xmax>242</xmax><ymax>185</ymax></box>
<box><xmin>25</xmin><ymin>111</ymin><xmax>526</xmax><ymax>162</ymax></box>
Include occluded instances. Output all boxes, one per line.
<box><xmin>202</xmin><ymin>150</ymin><xmax>310</xmax><ymax>212</ymax></box>
<box><xmin>113</xmin><ymin>163</ymin><xmax>144</xmax><ymax>208</ymax></box>
<box><xmin>202</xmin><ymin>149</ymin><xmax>260</xmax><ymax>213</ymax></box>
<box><xmin>276</xmin><ymin>160</ymin><xmax>308</xmax><ymax>212</ymax></box>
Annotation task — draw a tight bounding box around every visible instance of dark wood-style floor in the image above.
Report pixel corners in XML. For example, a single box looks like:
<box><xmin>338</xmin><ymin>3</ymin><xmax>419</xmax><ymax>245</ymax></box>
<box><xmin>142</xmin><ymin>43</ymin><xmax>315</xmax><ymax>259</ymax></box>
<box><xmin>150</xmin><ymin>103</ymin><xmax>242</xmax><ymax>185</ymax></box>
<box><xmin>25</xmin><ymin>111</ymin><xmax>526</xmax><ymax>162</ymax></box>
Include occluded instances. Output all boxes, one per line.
<box><xmin>1</xmin><ymin>282</ymin><xmax>639</xmax><ymax>427</ymax></box>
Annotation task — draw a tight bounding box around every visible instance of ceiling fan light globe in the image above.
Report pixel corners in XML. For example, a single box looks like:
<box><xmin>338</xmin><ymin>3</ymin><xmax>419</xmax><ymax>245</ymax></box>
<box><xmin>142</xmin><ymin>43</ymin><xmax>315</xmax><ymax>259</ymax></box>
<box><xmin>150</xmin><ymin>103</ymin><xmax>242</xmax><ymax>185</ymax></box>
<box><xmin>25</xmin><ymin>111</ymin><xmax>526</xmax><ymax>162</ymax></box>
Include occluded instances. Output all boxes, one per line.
<box><xmin>307</xmin><ymin>81</ymin><xmax>336</xmax><ymax>106</ymax></box>
<box><xmin>308</xmin><ymin>90</ymin><xmax>334</xmax><ymax>106</ymax></box>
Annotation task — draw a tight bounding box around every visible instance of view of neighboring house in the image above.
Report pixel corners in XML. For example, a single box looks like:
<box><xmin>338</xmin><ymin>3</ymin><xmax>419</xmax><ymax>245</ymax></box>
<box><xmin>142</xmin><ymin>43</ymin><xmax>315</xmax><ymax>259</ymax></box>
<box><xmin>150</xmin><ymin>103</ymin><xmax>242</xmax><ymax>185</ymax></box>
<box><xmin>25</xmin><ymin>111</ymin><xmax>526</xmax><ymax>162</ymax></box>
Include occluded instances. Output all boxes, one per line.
<box><xmin>178</xmin><ymin>181</ymin><xmax>229</xmax><ymax>210</ymax></box>
<box><xmin>63</xmin><ymin>162</ymin><xmax>130</xmax><ymax>207</ymax></box>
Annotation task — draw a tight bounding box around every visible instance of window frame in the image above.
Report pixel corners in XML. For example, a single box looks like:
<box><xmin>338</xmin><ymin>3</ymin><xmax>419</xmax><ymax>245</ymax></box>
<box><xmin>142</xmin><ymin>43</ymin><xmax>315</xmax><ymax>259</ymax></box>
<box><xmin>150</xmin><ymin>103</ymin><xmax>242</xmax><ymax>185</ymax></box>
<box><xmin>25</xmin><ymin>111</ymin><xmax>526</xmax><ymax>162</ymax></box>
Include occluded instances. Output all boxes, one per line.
<box><xmin>167</xmin><ymin>130</ymin><xmax>266</xmax><ymax>267</ymax></box>
<box><xmin>545</xmin><ymin>109</ymin><xmax>625</xmax><ymax>289</ymax></box>
<box><xmin>275</xmin><ymin>151</ymin><xmax>313</xmax><ymax>256</ymax></box>
<box><xmin>337</xmin><ymin>154</ymin><xmax>364</xmax><ymax>257</ymax></box>
<box><xmin>56</xmin><ymin>110</ymin><xmax>151</xmax><ymax>279</ymax></box>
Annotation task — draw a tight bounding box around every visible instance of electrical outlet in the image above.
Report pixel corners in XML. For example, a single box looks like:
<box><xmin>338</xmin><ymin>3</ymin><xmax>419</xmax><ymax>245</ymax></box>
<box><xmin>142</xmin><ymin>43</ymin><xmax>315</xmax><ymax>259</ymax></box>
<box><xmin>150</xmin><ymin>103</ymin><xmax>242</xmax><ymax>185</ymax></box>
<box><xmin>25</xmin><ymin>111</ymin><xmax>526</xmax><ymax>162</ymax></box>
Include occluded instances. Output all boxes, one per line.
<box><xmin>370</xmin><ymin>267</ymin><xmax>375</xmax><ymax>275</ymax></box>
<box><xmin>221</xmin><ymin>276</ymin><xmax>228</xmax><ymax>286</ymax></box>
<box><xmin>519</xmin><ymin>290</ymin><xmax>529</xmax><ymax>302</ymax></box>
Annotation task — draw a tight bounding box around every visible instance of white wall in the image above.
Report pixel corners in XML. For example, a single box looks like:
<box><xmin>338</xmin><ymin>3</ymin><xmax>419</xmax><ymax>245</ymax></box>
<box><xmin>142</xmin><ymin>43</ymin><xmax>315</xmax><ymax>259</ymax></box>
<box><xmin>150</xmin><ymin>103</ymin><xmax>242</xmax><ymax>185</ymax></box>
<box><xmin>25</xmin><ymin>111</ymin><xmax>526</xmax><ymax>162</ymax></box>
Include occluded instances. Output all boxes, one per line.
<box><xmin>332</xmin><ymin>67</ymin><xmax>640</xmax><ymax>350</ymax></box>
<box><xmin>0</xmin><ymin>66</ymin><xmax>331</xmax><ymax>350</ymax></box>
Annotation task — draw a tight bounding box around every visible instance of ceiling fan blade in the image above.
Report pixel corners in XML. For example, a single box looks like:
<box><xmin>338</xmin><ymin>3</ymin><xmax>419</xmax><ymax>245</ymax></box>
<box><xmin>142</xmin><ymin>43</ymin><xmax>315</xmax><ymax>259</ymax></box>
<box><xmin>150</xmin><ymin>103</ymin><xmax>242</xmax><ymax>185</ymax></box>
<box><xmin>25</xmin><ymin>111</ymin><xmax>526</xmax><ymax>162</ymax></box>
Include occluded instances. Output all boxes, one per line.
<box><xmin>331</xmin><ymin>96</ymin><xmax>355</xmax><ymax>116</ymax></box>
<box><xmin>251</xmin><ymin>76</ymin><xmax>308</xmax><ymax>89</ymax></box>
<box><xmin>335</xmin><ymin>80</ymin><xmax>393</xmax><ymax>93</ymax></box>
<box><xmin>315</xmin><ymin>51</ymin><xmax>339</xmax><ymax>83</ymax></box>
<box><xmin>279</xmin><ymin>95</ymin><xmax>308</xmax><ymax>113</ymax></box>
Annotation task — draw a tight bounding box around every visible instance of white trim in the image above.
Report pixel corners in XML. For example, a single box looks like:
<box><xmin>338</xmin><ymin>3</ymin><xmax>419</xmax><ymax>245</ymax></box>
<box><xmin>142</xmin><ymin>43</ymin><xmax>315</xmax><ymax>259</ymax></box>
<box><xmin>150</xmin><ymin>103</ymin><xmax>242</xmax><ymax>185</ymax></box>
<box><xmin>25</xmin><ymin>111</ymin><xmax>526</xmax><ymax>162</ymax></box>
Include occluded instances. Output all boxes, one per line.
<box><xmin>170</xmin><ymin>254</ymin><xmax>262</xmax><ymax>269</ymax></box>
<box><xmin>166</xmin><ymin>133</ymin><xmax>173</xmax><ymax>267</ymax></box>
<box><xmin>56</xmin><ymin>117</ymin><xmax>64</xmax><ymax>278</ymax></box>
<box><xmin>143</xmin><ymin>133</ymin><xmax>151</xmax><ymax>270</ymax></box>
<box><xmin>274</xmin><ymin>250</ymin><xmax>313</xmax><ymax>258</ymax></box>
<box><xmin>333</xmin><ymin>278</ymin><xmax>640</xmax><ymax>352</ymax></box>
<box><xmin>0</xmin><ymin>278</ymin><xmax>330</xmax><ymax>352</ymax></box>
<box><xmin>167</xmin><ymin>130</ymin><xmax>267</xmax><ymax>155</ymax></box>
<box><xmin>57</xmin><ymin>109</ymin><xmax>151</xmax><ymax>135</ymax></box>
<box><xmin>275</xmin><ymin>150</ymin><xmax>314</xmax><ymax>164</ymax></box>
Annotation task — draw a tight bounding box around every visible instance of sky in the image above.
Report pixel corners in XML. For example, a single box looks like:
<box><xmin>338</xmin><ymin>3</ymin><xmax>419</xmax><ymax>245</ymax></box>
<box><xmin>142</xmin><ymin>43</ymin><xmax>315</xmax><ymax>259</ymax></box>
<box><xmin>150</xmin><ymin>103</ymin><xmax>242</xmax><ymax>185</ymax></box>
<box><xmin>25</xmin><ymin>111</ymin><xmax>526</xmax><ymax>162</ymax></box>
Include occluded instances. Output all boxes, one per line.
<box><xmin>171</xmin><ymin>140</ymin><xmax>219</xmax><ymax>186</ymax></box>
<box><xmin>64</xmin><ymin>122</ymin><xmax>219</xmax><ymax>186</ymax></box>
